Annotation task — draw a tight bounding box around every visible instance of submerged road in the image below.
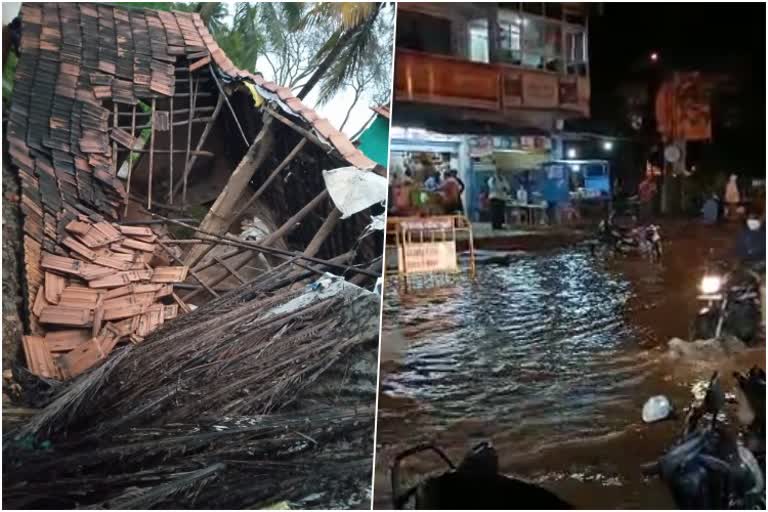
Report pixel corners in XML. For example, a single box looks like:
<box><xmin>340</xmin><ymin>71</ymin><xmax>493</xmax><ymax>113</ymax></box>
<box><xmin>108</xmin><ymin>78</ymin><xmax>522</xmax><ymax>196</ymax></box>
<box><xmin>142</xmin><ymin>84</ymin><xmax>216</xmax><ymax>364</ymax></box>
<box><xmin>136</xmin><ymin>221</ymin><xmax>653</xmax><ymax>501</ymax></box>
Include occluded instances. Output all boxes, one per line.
<box><xmin>374</xmin><ymin>222</ymin><xmax>765</xmax><ymax>509</ymax></box>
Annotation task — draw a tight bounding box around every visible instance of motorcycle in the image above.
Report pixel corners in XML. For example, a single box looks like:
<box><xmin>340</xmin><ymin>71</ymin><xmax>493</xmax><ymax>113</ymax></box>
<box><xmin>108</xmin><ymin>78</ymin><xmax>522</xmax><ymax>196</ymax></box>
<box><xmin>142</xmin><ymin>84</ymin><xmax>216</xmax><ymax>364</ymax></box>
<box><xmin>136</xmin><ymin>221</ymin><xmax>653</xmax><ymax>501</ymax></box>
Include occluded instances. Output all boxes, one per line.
<box><xmin>642</xmin><ymin>370</ymin><xmax>765</xmax><ymax>509</ymax></box>
<box><xmin>691</xmin><ymin>262</ymin><xmax>763</xmax><ymax>344</ymax></box>
<box><xmin>596</xmin><ymin>213</ymin><xmax>662</xmax><ymax>262</ymax></box>
<box><xmin>391</xmin><ymin>441</ymin><xmax>572</xmax><ymax>509</ymax></box>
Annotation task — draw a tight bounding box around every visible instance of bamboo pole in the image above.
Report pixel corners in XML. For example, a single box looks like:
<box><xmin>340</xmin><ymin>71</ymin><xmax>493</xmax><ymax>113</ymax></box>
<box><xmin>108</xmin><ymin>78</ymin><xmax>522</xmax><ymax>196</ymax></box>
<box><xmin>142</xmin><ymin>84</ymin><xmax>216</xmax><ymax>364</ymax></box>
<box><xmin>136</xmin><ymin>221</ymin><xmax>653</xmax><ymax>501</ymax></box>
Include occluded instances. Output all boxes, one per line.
<box><xmin>208</xmin><ymin>63</ymin><xmax>249</xmax><ymax>147</ymax></box>
<box><xmin>184</xmin><ymin>136</ymin><xmax>306</xmax><ymax>268</ymax></box>
<box><xmin>184</xmin><ymin>74</ymin><xmax>197</xmax><ymax>207</ymax></box>
<box><xmin>150</xmin><ymin>211</ymin><xmax>378</xmax><ymax>277</ymax></box>
<box><xmin>156</xmin><ymin>239</ymin><xmax>220</xmax><ymax>298</ymax></box>
<box><xmin>302</xmin><ymin>207</ymin><xmax>342</xmax><ymax>258</ymax></box>
<box><xmin>181</xmin><ymin>190</ymin><xmax>334</xmax><ymax>300</ymax></box>
<box><xmin>112</xmin><ymin>104</ymin><xmax>118</xmax><ymax>175</ymax></box>
<box><xmin>147</xmin><ymin>97</ymin><xmax>156</xmax><ymax>210</ymax></box>
<box><xmin>170</xmin><ymin>93</ymin><xmax>224</xmax><ymax>200</ymax></box>
<box><xmin>182</xmin><ymin>114</ymin><xmax>274</xmax><ymax>265</ymax></box>
<box><xmin>169</xmin><ymin>96</ymin><xmax>174</xmax><ymax>205</ymax></box>
<box><xmin>124</xmin><ymin>104</ymin><xmax>137</xmax><ymax>216</ymax></box>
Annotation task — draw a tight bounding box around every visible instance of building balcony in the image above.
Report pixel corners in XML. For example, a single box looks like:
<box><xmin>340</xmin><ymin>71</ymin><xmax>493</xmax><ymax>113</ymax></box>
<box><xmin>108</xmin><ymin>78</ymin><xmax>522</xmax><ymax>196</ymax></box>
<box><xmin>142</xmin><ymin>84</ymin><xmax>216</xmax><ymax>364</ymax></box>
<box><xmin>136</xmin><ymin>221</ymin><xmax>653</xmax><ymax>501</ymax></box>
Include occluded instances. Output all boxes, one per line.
<box><xmin>394</xmin><ymin>48</ymin><xmax>590</xmax><ymax>121</ymax></box>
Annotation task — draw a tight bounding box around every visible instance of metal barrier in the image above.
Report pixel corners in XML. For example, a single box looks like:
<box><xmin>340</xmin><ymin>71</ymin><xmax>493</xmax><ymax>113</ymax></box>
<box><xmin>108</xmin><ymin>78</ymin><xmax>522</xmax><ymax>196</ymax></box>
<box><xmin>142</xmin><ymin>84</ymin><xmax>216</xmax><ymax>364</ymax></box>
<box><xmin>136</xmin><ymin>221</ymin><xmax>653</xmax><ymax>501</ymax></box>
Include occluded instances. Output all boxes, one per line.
<box><xmin>387</xmin><ymin>215</ymin><xmax>476</xmax><ymax>286</ymax></box>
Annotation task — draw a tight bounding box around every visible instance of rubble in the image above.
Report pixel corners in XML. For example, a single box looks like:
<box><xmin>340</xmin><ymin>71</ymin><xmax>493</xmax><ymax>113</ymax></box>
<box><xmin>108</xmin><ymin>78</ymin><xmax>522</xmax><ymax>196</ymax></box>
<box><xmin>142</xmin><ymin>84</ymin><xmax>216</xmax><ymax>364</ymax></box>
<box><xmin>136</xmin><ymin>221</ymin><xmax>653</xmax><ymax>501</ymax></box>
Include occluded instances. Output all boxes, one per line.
<box><xmin>22</xmin><ymin>215</ymin><xmax>188</xmax><ymax>380</ymax></box>
<box><xmin>3</xmin><ymin>269</ymin><xmax>380</xmax><ymax>510</ymax></box>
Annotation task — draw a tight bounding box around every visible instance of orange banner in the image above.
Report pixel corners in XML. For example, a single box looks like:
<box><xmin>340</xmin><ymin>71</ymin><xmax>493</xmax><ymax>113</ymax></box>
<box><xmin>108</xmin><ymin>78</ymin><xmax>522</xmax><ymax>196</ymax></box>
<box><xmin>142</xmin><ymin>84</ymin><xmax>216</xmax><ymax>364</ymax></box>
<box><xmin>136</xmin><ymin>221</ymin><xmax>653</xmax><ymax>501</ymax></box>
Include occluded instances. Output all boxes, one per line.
<box><xmin>655</xmin><ymin>72</ymin><xmax>712</xmax><ymax>141</ymax></box>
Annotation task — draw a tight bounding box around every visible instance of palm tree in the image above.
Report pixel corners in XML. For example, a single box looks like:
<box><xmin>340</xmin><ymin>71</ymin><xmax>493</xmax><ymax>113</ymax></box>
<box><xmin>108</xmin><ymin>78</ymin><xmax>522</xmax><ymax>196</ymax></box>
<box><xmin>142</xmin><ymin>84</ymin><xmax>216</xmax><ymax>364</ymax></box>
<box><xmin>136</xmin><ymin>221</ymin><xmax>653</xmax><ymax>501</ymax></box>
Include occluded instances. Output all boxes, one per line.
<box><xmin>296</xmin><ymin>2</ymin><xmax>387</xmax><ymax>102</ymax></box>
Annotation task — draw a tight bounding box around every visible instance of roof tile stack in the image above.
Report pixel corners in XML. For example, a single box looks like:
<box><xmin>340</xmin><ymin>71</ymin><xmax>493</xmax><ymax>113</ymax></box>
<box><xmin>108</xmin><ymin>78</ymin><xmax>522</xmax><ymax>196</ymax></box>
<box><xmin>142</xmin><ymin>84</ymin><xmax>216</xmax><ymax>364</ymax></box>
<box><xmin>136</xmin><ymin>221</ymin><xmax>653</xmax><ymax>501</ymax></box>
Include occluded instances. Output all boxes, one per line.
<box><xmin>23</xmin><ymin>215</ymin><xmax>186</xmax><ymax>380</ymax></box>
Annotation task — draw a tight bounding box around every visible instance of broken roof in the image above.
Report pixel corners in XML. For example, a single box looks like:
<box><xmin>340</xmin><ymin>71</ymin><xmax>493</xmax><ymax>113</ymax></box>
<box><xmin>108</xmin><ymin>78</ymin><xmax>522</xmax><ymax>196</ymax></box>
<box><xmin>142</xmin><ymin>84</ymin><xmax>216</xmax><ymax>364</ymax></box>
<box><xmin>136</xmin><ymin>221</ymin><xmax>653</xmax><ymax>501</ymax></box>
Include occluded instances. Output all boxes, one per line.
<box><xmin>6</xmin><ymin>2</ymin><xmax>383</xmax><ymax>380</ymax></box>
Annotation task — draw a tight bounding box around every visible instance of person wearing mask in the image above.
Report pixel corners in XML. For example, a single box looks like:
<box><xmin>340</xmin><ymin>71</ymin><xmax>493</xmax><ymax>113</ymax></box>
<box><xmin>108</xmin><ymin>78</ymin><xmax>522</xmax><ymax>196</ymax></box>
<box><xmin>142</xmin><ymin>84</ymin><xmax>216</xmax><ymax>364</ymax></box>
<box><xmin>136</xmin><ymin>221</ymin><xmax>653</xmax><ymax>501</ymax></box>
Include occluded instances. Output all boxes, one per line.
<box><xmin>734</xmin><ymin>210</ymin><xmax>766</xmax><ymax>329</ymax></box>
<box><xmin>724</xmin><ymin>174</ymin><xmax>741</xmax><ymax>220</ymax></box>
<box><xmin>487</xmin><ymin>170</ymin><xmax>510</xmax><ymax>230</ymax></box>
<box><xmin>735</xmin><ymin>210</ymin><xmax>766</xmax><ymax>264</ymax></box>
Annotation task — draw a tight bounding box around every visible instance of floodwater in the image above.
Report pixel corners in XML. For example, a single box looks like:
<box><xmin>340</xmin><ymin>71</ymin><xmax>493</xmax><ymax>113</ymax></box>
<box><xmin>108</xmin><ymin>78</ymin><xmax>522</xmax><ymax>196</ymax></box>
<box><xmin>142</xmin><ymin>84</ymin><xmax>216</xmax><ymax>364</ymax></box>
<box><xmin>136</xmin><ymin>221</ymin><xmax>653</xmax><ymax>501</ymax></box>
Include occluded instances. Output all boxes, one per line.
<box><xmin>374</xmin><ymin>222</ymin><xmax>765</xmax><ymax>509</ymax></box>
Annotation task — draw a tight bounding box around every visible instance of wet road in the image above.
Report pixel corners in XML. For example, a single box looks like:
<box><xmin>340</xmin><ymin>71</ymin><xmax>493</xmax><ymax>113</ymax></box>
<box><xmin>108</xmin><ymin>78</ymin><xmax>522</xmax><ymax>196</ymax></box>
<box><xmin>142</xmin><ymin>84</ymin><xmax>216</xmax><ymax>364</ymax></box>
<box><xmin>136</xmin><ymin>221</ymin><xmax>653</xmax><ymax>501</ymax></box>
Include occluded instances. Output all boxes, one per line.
<box><xmin>374</xmin><ymin>222</ymin><xmax>765</xmax><ymax>509</ymax></box>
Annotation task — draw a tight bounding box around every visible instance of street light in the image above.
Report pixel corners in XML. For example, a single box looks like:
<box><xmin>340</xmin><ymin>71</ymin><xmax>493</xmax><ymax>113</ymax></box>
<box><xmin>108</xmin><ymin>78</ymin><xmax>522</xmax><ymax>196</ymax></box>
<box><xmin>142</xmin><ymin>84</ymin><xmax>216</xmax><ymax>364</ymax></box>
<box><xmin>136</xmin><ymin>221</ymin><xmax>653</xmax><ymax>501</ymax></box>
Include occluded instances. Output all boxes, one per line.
<box><xmin>650</xmin><ymin>52</ymin><xmax>659</xmax><ymax>62</ymax></box>
<box><xmin>566</xmin><ymin>148</ymin><xmax>577</xmax><ymax>159</ymax></box>
<box><xmin>603</xmin><ymin>140</ymin><xmax>614</xmax><ymax>151</ymax></box>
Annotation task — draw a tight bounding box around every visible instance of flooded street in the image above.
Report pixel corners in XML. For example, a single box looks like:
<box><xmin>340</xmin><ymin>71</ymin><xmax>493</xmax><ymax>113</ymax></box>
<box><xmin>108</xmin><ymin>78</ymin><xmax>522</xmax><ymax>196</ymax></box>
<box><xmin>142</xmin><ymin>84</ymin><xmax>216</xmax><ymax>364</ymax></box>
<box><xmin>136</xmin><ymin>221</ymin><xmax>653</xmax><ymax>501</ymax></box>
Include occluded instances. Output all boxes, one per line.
<box><xmin>374</xmin><ymin>222</ymin><xmax>765</xmax><ymax>509</ymax></box>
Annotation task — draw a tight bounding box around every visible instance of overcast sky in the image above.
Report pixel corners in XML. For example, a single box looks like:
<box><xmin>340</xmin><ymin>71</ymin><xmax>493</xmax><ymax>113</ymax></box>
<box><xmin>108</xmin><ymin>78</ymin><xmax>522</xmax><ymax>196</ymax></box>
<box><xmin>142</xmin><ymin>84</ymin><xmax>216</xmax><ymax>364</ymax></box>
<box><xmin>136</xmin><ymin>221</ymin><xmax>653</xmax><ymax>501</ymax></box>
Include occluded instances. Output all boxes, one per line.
<box><xmin>2</xmin><ymin>2</ymin><xmax>394</xmax><ymax>137</ymax></box>
<box><xmin>254</xmin><ymin>3</ymin><xmax>394</xmax><ymax>138</ymax></box>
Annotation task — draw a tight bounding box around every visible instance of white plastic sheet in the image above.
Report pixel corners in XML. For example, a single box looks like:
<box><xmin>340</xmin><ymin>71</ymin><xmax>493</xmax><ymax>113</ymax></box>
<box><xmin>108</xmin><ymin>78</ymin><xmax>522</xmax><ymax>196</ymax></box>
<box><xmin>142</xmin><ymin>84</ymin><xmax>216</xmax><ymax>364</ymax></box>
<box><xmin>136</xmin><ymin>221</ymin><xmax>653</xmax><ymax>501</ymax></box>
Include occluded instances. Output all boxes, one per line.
<box><xmin>322</xmin><ymin>167</ymin><xmax>388</xmax><ymax>219</ymax></box>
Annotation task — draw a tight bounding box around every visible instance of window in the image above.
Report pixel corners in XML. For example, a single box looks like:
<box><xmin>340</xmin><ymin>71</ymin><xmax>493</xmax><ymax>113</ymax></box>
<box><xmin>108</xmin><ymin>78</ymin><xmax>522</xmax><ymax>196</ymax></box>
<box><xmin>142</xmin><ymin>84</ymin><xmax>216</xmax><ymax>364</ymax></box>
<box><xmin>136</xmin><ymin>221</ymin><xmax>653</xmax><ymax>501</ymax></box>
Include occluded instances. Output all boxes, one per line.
<box><xmin>497</xmin><ymin>15</ymin><xmax>522</xmax><ymax>64</ymax></box>
<box><xmin>468</xmin><ymin>19</ymin><xmax>489</xmax><ymax>63</ymax></box>
<box><xmin>396</xmin><ymin>11</ymin><xmax>452</xmax><ymax>56</ymax></box>
<box><xmin>565</xmin><ymin>29</ymin><xmax>587</xmax><ymax>75</ymax></box>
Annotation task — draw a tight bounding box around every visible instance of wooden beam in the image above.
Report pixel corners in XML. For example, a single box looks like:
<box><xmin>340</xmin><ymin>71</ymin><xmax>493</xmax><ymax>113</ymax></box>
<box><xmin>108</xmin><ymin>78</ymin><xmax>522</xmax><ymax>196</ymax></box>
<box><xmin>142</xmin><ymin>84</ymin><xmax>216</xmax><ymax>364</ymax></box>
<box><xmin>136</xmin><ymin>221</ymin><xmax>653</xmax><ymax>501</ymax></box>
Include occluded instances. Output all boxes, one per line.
<box><xmin>181</xmin><ymin>189</ymin><xmax>333</xmax><ymax>301</ymax></box>
<box><xmin>184</xmin><ymin>74</ymin><xmax>197</xmax><ymax>207</ymax></box>
<box><xmin>117</xmin><ymin>116</ymin><xmax>215</xmax><ymax>131</ymax></box>
<box><xmin>118</xmin><ymin>149</ymin><xmax>214</xmax><ymax>156</ymax></box>
<box><xmin>151</xmin><ymin>213</ymin><xmax>380</xmax><ymax>277</ymax></box>
<box><xmin>170</xmin><ymin>92</ymin><xmax>224</xmax><ymax>201</ymax></box>
<box><xmin>209</xmin><ymin>63</ymin><xmax>249</xmax><ymax>147</ymax></box>
<box><xmin>184</xmin><ymin>136</ymin><xmax>306</xmax><ymax>268</ymax></box>
<box><xmin>182</xmin><ymin>114</ymin><xmax>274</xmax><ymax>265</ymax></box>
<box><xmin>155</xmin><ymin>239</ymin><xmax>219</xmax><ymax>298</ymax></box>
<box><xmin>169</xmin><ymin>96</ymin><xmax>174</xmax><ymax>205</ymax></box>
<box><xmin>124</xmin><ymin>104</ymin><xmax>137</xmax><ymax>217</ymax></box>
<box><xmin>112</xmin><ymin>103</ymin><xmax>118</xmax><ymax>175</ymax></box>
<box><xmin>303</xmin><ymin>207</ymin><xmax>342</xmax><ymax>258</ymax></box>
<box><xmin>147</xmin><ymin>97</ymin><xmax>156</xmax><ymax>210</ymax></box>
<box><xmin>214</xmin><ymin>256</ymin><xmax>246</xmax><ymax>284</ymax></box>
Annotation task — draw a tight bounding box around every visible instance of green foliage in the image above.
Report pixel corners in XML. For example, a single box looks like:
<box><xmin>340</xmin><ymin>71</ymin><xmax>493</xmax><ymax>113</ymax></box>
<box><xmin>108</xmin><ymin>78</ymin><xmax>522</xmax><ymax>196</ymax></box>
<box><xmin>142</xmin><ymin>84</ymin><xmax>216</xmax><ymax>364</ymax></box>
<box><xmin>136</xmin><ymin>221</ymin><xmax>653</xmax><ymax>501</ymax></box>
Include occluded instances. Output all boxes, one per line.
<box><xmin>2</xmin><ymin>52</ymin><xmax>18</xmax><ymax>102</ymax></box>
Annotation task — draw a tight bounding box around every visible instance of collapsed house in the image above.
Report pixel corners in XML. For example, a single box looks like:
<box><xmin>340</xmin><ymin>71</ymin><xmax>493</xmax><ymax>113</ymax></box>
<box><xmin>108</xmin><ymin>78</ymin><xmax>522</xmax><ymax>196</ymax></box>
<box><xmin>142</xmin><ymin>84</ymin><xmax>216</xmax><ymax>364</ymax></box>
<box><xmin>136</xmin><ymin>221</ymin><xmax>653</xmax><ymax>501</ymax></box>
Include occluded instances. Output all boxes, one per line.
<box><xmin>5</xmin><ymin>2</ymin><xmax>386</xmax><ymax>379</ymax></box>
<box><xmin>3</xmin><ymin>3</ymin><xmax>385</xmax><ymax>508</ymax></box>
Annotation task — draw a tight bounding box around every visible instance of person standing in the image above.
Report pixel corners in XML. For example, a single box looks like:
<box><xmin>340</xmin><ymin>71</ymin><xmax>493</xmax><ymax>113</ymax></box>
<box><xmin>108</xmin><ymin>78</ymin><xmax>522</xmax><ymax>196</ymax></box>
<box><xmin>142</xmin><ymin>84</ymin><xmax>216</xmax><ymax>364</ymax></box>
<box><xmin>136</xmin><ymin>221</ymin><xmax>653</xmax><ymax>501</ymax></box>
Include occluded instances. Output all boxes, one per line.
<box><xmin>452</xmin><ymin>169</ymin><xmax>466</xmax><ymax>214</ymax></box>
<box><xmin>487</xmin><ymin>170</ymin><xmax>510</xmax><ymax>230</ymax></box>
<box><xmin>439</xmin><ymin>170</ymin><xmax>461</xmax><ymax>214</ymax></box>
<box><xmin>638</xmin><ymin>170</ymin><xmax>658</xmax><ymax>222</ymax></box>
<box><xmin>724</xmin><ymin>174</ymin><xmax>741</xmax><ymax>220</ymax></box>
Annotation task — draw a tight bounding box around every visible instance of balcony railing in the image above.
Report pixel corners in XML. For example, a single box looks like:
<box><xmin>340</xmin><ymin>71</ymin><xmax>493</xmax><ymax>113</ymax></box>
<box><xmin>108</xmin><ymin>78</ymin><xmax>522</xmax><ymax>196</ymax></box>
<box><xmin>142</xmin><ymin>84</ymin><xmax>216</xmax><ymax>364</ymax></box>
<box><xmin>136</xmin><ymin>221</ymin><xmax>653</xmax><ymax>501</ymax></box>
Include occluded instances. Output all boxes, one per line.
<box><xmin>394</xmin><ymin>48</ymin><xmax>590</xmax><ymax>117</ymax></box>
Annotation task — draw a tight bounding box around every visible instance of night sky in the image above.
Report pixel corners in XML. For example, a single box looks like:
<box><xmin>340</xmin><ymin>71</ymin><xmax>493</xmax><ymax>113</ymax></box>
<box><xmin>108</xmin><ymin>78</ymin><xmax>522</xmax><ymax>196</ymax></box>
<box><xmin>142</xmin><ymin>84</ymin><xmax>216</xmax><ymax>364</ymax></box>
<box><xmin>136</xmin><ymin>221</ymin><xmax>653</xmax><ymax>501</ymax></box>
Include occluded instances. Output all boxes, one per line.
<box><xmin>587</xmin><ymin>2</ymin><xmax>766</xmax><ymax>176</ymax></box>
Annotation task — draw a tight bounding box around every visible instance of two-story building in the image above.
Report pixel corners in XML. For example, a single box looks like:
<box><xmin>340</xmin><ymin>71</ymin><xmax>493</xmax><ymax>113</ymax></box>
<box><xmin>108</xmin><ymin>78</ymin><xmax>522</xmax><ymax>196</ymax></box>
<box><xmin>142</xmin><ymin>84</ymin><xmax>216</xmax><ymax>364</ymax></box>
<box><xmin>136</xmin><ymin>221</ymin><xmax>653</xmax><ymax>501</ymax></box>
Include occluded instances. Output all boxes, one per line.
<box><xmin>390</xmin><ymin>2</ymin><xmax>599</xmax><ymax>220</ymax></box>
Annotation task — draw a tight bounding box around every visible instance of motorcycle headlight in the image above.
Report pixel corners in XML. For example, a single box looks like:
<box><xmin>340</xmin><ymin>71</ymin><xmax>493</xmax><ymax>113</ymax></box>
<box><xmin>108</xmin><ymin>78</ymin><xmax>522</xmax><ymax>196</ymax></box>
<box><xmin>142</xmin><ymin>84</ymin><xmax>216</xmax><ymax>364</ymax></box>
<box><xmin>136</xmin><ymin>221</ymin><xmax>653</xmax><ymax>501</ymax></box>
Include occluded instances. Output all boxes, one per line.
<box><xmin>700</xmin><ymin>275</ymin><xmax>722</xmax><ymax>294</ymax></box>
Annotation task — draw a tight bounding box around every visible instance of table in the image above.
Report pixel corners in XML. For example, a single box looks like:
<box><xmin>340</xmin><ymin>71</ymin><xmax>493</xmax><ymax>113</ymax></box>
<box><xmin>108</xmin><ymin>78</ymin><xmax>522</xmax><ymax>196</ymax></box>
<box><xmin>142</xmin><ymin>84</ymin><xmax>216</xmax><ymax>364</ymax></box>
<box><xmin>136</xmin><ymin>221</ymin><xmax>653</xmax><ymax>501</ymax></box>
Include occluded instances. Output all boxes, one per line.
<box><xmin>505</xmin><ymin>202</ymin><xmax>547</xmax><ymax>226</ymax></box>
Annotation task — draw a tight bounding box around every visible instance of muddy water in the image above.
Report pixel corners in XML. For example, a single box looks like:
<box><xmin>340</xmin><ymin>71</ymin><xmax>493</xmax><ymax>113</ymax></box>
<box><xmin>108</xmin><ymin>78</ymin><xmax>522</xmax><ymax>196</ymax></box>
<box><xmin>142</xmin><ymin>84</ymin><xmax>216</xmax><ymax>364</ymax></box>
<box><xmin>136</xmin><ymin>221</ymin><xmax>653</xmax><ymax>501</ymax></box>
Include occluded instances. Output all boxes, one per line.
<box><xmin>374</xmin><ymin>222</ymin><xmax>765</xmax><ymax>509</ymax></box>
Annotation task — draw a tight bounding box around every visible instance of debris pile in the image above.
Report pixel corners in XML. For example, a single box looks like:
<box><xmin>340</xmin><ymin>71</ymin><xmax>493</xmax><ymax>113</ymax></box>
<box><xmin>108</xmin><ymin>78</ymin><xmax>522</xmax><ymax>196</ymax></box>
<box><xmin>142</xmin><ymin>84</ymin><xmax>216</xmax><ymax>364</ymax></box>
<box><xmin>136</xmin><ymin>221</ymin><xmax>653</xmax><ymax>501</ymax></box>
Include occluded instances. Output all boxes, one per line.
<box><xmin>23</xmin><ymin>216</ymin><xmax>189</xmax><ymax>380</ymax></box>
<box><xmin>3</xmin><ymin>268</ymin><xmax>380</xmax><ymax>509</ymax></box>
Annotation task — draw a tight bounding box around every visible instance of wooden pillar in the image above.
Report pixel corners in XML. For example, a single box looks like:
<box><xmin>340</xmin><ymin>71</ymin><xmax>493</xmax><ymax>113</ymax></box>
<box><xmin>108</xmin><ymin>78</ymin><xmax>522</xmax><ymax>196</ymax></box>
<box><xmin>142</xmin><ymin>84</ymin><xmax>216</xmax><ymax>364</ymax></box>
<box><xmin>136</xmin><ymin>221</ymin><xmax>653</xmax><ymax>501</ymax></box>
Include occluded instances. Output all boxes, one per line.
<box><xmin>183</xmin><ymin>189</ymin><xmax>330</xmax><ymax>301</ymax></box>
<box><xmin>303</xmin><ymin>207</ymin><xmax>342</xmax><ymax>258</ymax></box>
<box><xmin>185</xmin><ymin>136</ymin><xmax>306</xmax><ymax>267</ymax></box>
<box><xmin>183</xmin><ymin>114</ymin><xmax>274</xmax><ymax>265</ymax></box>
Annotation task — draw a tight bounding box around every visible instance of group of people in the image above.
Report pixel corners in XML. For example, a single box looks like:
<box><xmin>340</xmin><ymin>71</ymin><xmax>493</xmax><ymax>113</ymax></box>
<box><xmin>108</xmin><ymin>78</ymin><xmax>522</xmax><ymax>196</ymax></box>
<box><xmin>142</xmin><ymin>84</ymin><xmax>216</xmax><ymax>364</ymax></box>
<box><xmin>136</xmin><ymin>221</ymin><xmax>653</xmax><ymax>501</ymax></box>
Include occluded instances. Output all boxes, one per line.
<box><xmin>389</xmin><ymin>166</ymin><xmax>465</xmax><ymax>216</ymax></box>
<box><xmin>423</xmin><ymin>168</ymin><xmax>466</xmax><ymax>214</ymax></box>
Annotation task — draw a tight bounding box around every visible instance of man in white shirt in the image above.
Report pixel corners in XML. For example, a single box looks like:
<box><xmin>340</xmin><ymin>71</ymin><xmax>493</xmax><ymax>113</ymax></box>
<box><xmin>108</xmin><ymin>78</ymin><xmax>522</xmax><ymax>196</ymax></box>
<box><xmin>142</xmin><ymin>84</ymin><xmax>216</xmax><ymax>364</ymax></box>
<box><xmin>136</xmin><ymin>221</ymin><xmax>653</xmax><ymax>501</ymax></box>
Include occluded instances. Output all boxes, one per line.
<box><xmin>487</xmin><ymin>170</ymin><xmax>510</xmax><ymax>229</ymax></box>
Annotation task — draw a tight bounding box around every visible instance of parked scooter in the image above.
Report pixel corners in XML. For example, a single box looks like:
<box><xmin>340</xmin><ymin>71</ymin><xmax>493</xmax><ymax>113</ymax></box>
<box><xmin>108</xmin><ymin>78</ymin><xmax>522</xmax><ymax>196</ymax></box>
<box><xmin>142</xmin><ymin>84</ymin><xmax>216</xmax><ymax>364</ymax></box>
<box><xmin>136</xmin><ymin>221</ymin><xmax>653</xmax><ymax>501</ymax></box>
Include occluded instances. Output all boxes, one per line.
<box><xmin>391</xmin><ymin>441</ymin><xmax>572</xmax><ymax>509</ymax></box>
<box><xmin>691</xmin><ymin>261</ymin><xmax>763</xmax><ymax>344</ymax></box>
<box><xmin>642</xmin><ymin>371</ymin><xmax>765</xmax><ymax>509</ymax></box>
<box><xmin>596</xmin><ymin>213</ymin><xmax>662</xmax><ymax>262</ymax></box>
